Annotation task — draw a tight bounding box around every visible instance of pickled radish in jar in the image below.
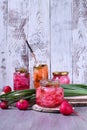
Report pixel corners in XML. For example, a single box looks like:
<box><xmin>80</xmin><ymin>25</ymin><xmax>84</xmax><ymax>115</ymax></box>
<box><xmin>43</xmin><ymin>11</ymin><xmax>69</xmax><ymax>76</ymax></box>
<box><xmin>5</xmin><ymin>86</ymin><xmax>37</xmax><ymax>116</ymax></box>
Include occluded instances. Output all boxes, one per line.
<box><xmin>13</xmin><ymin>67</ymin><xmax>30</xmax><ymax>90</ymax></box>
<box><xmin>36</xmin><ymin>80</ymin><xmax>64</xmax><ymax>108</ymax></box>
<box><xmin>52</xmin><ymin>71</ymin><xmax>70</xmax><ymax>84</ymax></box>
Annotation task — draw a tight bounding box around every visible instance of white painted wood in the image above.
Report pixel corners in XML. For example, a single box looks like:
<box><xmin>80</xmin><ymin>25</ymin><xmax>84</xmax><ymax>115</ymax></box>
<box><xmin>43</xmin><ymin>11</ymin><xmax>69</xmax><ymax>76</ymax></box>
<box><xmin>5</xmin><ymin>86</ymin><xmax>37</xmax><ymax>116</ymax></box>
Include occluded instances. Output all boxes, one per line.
<box><xmin>1</xmin><ymin>0</ymin><xmax>50</xmax><ymax>89</ymax></box>
<box><xmin>6</xmin><ymin>0</ymin><xmax>29</xmax><ymax>89</ymax></box>
<box><xmin>51</xmin><ymin>0</ymin><xmax>73</xmax><ymax>82</ymax></box>
<box><xmin>0</xmin><ymin>0</ymin><xmax>7</xmax><ymax>88</ymax></box>
<box><xmin>72</xmin><ymin>0</ymin><xmax>87</xmax><ymax>84</ymax></box>
<box><xmin>0</xmin><ymin>0</ymin><xmax>87</xmax><ymax>89</ymax></box>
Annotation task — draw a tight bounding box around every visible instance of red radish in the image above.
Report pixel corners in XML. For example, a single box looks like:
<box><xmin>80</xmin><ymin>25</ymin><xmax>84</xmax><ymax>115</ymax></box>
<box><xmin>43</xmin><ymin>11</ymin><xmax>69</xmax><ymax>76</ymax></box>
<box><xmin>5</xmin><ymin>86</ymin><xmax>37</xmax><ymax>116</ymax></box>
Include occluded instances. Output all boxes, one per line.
<box><xmin>3</xmin><ymin>86</ymin><xmax>12</xmax><ymax>93</ymax></box>
<box><xmin>59</xmin><ymin>100</ymin><xmax>86</xmax><ymax>120</ymax></box>
<box><xmin>0</xmin><ymin>101</ymin><xmax>8</xmax><ymax>109</ymax></box>
<box><xmin>60</xmin><ymin>101</ymin><xmax>74</xmax><ymax>115</ymax></box>
<box><xmin>16</xmin><ymin>99</ymin><xmax>29</xmax><ymax>110</ymax></box>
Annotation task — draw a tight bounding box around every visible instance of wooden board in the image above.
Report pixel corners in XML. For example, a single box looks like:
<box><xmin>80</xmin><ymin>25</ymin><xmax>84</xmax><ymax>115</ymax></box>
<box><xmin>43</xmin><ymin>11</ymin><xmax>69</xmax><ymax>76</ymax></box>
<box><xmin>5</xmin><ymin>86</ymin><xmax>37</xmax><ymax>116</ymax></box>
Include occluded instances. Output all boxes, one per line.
<box><xmin>32</xmin><ymin>104</ymin><xmax>60</xmax><ymax>113</ymax></box>
<box><xmin>32</xmin><ymin>104</ymin><xmax>75</xmax><ymax>113</ymax></box>
<box><xmin>65</xmin><ymin>95</ymin><xmax>87</xmax><ymax>107</ymax></box>
<box><xmin>32</xmin><ymin>103</ymin><xmax>86</xmax><ymax>113</ymax></box>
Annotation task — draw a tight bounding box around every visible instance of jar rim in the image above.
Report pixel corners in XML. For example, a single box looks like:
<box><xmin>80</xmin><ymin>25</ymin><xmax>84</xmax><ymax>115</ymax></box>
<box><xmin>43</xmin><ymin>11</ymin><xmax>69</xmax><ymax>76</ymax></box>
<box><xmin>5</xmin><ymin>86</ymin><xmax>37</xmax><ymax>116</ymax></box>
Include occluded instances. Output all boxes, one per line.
<box><xmin>40</xmin><ymin>79</ymin><xmax>60</xmax><ymax>87</ymax></box>
<box><xmin>34</xmin><ymin>64</ymin><xmax>48</xmax><ymax>69</ymax></box>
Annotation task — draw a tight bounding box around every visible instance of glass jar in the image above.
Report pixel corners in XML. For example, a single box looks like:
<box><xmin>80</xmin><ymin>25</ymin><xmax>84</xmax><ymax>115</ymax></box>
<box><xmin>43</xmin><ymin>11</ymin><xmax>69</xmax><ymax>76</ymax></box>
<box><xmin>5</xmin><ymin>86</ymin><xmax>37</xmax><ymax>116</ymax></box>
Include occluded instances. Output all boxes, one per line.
<box><xmin>13</xmin><ymin>67</ymin><xmax>30</xmax><ymax>90</ymax></box>
<box><xmin>33</xmin><ymin>64</ymin><xmax>48</xmax><ymax>88</ymax></box>
<box><xmin>36</xmin><ymin>80</ymin><xmax>64</xmax><ymax>108</ymax></box>
<box><xmin>52</xmin><ymin>71</ymin><xmax>70</xmax><ymax>84</ymax></box>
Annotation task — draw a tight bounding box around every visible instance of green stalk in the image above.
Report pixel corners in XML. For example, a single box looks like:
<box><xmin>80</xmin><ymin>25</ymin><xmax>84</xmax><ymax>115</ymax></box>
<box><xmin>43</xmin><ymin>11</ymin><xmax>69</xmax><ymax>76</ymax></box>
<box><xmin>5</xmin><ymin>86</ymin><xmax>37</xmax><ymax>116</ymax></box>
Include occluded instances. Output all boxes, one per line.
<box><xmin>0</xmin><ymin>84</ymin><xmax>87</xmax><ymax>106</ymax></box>
<box><xmin>0</xmin><ymin>89</ymin><xmax>36</xmax><ymax>106</ymax></box>
<box><xmin>64</xmin><ymin>89</ymin><xmax>87</xmax><ymax>97</ymax></box>
<box><xmin>0</xmin><ymin>89</ymin><xmax>35</xmax><ymax>99</ymax></box>
<box><xmin>61</xmin><ymin>84</ymin><xmax>87</xmax><ymax>89</ymax></box>
<box><xmin>8</xmin><ymin>95</ymin><xmax>35</xmax><ymax>106</ymax></box>
<box><xmin>61</xmin><ymin>84</ymin><xmax>87</xmax><ymax>97</ymax></box>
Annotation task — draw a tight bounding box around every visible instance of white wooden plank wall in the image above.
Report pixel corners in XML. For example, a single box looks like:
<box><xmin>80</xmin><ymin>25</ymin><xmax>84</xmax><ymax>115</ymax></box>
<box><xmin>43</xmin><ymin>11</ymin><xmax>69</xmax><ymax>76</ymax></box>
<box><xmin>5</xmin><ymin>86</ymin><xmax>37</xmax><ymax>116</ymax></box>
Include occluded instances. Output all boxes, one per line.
<box><xmin>72</xmin><ymin>0</ymin><xmax>87</xmax><ymax>83</ymax></box>
<box><xmin>7</xmin><ymin>0</ymin><xmax>29</xmax><ymax>88</ymax></box>
<box><xmin>0</xmin><ymin>0</ymin><xmax>7</xmax><ymax>87</ymax></box>
<box><xmin>0</xmin><ymin>0</ymin><xmax>87</xmax><ymax>90</ymax></box>
<box><xmin>51</xmin><ymin>0</ymin><xmax>73</xmax><ymax>82</ymax></box>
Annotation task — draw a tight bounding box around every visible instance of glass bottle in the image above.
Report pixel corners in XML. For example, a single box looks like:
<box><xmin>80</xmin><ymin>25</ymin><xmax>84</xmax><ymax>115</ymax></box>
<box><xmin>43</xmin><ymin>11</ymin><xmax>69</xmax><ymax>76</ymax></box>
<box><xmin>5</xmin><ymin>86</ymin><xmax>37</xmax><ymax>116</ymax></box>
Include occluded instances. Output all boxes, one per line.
<box><xmin>36</xmin><ymin>79</ymin><xmax>64</xmax><ymax>108</ymax></box>
<box><xmin>52</xmin><ymin>71</ymin><xmax>70</xmax><ymax>84</ymax></box>
<box><xmin>33</xmin><ymin>63</ymin><xmax>48</xmax><ymax>89</ymax></box>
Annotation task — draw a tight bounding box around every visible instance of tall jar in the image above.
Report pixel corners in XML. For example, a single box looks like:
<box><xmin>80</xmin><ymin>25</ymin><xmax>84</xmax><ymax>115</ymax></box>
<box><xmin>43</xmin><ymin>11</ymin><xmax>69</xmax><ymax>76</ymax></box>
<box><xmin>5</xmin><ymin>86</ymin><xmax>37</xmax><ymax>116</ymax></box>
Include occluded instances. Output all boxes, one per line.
<box><xmin>33</xmin><ymin>64</ymin><xmax>48</xmax><ymax>89</ymax></box>
<box><xmin>52</xmin><ymin>71</ymin><xmax>70</xmax><ymax>84</ymax></box>
<box><xmin>36</xmin><ymin>80</ymin><xmax>64</xmax><ymax>108</ymax></box>
<box><xmin>13</xmin><ymin>67</ymin><xmax>30</xmax><ymax>90</ymax></box>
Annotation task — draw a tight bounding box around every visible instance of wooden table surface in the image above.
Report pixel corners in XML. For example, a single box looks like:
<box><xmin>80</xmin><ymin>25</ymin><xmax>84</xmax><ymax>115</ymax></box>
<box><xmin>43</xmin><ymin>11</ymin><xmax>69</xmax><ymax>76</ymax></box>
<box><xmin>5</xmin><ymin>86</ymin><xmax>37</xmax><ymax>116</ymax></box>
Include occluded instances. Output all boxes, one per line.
<box><xmin>0</xmin><ymin>107</ymin><xmax>87</xmax><ymax>130</ymax></box>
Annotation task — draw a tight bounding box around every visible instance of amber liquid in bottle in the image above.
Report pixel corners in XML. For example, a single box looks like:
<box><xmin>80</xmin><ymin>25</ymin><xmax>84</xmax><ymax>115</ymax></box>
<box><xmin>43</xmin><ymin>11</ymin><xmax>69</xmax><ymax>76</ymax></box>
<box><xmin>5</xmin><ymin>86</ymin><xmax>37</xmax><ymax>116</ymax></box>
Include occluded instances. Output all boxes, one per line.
<box><xmin>33</xmin><ymin>64</ymin><xmax>48</xmax><ymax>88</ymax></box>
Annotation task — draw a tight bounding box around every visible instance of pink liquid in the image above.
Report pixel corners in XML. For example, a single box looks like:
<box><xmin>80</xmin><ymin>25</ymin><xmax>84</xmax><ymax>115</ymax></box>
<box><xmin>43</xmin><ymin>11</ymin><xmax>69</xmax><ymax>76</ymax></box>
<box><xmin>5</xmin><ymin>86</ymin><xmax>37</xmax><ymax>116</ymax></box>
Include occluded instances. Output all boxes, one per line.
<box><xmin>36</xmin><ymin>80</ymin><xmax>64</xmax><ymax>108</ymax></box>
<box><xmin>52</xmin><ymin>72</ymin><xmax>70</xmax><ymax>84</ymax></box>
<box><xmin>13</xmin><ymin>71</ymin><xmax>30</xmax><ymax>90</ymax></box>
<box><xmin>59</xmin><ymin>75</ymin><xmax>70</xmax><ymax>84</ymax></box>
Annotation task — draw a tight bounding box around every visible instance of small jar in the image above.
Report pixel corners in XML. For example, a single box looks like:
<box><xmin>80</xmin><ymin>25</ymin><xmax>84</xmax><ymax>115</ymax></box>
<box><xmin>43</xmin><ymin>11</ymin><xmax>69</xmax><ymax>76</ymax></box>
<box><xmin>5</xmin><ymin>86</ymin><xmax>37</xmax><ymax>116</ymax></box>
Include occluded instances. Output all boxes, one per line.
<box><xmin>52</xmin><ymin>71</ymin><xmax>70</xmax><ymax>84</ymax></box>
<box><xmin>13</xmin><ymin>67</ymin><xmax>30</xmax><ymax>90</ymax></box>
<box><xmin>36</xmin><ymin>80</ymin><xmax>64</xmax><ymax>108</ymax></box>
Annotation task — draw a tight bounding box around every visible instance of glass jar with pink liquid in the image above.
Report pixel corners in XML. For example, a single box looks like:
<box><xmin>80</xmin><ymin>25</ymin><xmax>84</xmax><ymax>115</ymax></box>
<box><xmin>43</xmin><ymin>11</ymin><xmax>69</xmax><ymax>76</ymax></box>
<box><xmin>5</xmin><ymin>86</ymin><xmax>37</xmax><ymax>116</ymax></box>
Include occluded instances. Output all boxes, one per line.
<box><xmin>52</xmin><ymin>71</ymin><xmax>70</xmax><ymax>84</ymax></box>
<box><xmin>36</xmin><ymin>80</ymin><xmax>64</xmax><ymax>108</ymax></box>
<box><xmin>13</xmin><ymin>67</ymin><xmax>30</xmax><ymax>90</ymax></box>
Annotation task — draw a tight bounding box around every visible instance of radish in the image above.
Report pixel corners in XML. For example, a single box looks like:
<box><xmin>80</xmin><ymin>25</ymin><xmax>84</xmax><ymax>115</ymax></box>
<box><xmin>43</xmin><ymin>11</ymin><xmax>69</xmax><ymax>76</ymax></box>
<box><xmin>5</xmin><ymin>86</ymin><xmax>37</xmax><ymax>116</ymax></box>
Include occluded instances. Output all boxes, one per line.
<box><xmin>59</xmin><ymin>100</ymin><xmax>86</xmax><ymax>121</ymax></box>
<box><xmin>3</xmin><ymin>86</ymin><xmax>12</xmax><ymax>93</ymax></box>
<box><xmin>59</xmin><ymin>101</ymin><xmax>74</xmax><ymax>115</ymax></box>
<box><xmin>16</xmin><ymin>99</ymin><xmax>29</xmax><ymax>110</ymax></box>
<box><xmin>0</xmin><ymin>101</ymin><xmax>8</xmax><ymax>109</ymax></box>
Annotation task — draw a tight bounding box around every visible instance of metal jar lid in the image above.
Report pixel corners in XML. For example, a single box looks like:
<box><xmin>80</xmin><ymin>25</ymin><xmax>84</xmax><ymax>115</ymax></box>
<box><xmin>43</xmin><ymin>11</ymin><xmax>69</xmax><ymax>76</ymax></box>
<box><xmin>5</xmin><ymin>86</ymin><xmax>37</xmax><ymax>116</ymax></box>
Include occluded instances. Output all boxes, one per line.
<box><xmin>40</xmin><ymin>79</ymin><xmax>60</xmax><ymax>87</ymax></box>
<box><xmin>53</xmin><ymin>71</ymin><xmax>69</xmax><ymax>76</ymax></box>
